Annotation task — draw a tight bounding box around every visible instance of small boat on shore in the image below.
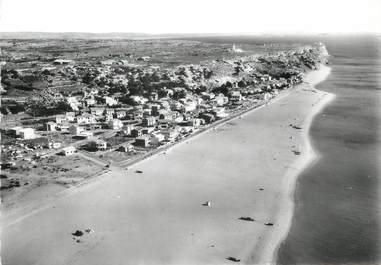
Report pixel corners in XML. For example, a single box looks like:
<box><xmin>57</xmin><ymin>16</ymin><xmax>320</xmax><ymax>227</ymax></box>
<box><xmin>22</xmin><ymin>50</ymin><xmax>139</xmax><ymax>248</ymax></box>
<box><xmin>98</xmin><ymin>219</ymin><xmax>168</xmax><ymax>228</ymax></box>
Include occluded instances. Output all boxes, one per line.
<box><xmin>226</xmin><ymin>256</ymin><xmax>241</xmax><ymax>262</ymax></box>
<box><xmin>239</xmin><ymin>216</ymin><xmax>255</xmax><ymax>221</ymax></box>
<box><xmin>290</xmin><ymin>124</ymin><xmax>302</xmax><ymax>129</ymax></box>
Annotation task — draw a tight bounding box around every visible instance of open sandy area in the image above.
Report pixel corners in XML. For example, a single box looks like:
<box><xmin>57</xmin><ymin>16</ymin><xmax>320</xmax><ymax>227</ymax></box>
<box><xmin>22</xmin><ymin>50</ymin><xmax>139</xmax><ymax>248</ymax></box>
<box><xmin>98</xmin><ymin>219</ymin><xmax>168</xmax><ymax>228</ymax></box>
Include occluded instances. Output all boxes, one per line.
<box><xmin>1</xmin><ymin>66</ymin><xmax>334</xmax><ymax>265</ymax></box>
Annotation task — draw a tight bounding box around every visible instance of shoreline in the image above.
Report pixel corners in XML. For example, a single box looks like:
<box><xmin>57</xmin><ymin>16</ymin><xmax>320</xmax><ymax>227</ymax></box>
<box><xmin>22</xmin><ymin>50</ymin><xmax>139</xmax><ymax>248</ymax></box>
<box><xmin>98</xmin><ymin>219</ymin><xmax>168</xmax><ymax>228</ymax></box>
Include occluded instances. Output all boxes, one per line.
<box><xmin>258</xmin><ymin>66</ymin><xmax>336</xmax><ymax>264</ymax></box>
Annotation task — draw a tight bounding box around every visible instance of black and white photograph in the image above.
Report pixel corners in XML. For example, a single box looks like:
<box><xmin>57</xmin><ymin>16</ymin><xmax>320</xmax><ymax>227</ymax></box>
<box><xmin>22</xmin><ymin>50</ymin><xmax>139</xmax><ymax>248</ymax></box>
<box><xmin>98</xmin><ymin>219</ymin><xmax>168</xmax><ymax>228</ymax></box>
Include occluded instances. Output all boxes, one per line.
<box><xmin>0</xmin><ymin>0</ymin><xmax>380</xmax><ymax>264</ymax></box>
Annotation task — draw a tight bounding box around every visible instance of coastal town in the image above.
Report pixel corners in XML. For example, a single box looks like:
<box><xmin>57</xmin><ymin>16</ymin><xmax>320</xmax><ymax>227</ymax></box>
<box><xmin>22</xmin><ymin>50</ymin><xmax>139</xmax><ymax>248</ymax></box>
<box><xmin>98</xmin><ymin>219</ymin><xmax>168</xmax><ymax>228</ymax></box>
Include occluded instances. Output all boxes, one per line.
<box><xmin>1</xmin><ymin>0</ymin><xmax>379</xmax><ymax>262</ymax></box>
<box><xmin>0</xmin><ymin>38</ymin><xmax>328</xmax><ymax>207</ymax></box>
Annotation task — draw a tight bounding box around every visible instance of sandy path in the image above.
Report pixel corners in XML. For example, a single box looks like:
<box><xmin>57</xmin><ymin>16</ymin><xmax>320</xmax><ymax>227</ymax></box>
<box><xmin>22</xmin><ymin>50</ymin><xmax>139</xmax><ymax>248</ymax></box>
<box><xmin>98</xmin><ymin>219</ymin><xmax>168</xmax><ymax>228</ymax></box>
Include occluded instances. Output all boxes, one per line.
<box><xmin>1</xmin><ymin>66</ymin><xmax>334</xmax><ymax>265</ymax></box>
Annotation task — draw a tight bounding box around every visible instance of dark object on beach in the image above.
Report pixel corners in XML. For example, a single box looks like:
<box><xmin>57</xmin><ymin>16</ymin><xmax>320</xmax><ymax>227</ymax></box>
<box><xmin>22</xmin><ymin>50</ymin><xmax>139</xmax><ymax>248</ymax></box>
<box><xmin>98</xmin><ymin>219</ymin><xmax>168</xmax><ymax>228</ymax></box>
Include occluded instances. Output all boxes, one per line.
<box><xmin>259</xmin><ymin>188</ymin><xmax>264</xmax><ymax>191</ymax></box>
<box><xmin>76</xmin><ymin>239</ymin><xmax>81</xmax><ymax>243</ymax></box>
<box><xmin>226</xmin><ymin>256</ymin><xmax>241</xmax><ymax>262</ymax></box>
<box><xmin>105</xmin><ymin>164</ymin><xmax>110</xmax><ymax>168</ymax></box>
<box><xmin>85</xmin><ymin>228</ymin><xmax>94</xmax><ymax>233</ymax></box>
<box><xmin>202</xmin><ymin>201</ymin><xmax>211</xmax><ymax>207</ymax></box>
<box><xmin>135</xmin><ymin>170</ymin><xmax>143</xmax><ymax>173</ymax></box>
<box><xmin>292</xmin><ymin>150</ymin><xmax>301</xmax><ymax>155</ymax></box>
<box><xmin>290</xmin><ymin>124</ymin><xmax>302</xmax><ymax>129</ymax></box>
<box><xmin>265</xmin><ymin>222</ymin><xmax>274</xmax><ymax>226</ymax></box>
<box><xmin>239</xmin><ymin>217</ymin><xmax>255</xmax><ymax>222</ymax></box>
<box><xmin>72</xmin><ymin>230</ymin><xmax>84</xmax><ymax>237</ymax></box>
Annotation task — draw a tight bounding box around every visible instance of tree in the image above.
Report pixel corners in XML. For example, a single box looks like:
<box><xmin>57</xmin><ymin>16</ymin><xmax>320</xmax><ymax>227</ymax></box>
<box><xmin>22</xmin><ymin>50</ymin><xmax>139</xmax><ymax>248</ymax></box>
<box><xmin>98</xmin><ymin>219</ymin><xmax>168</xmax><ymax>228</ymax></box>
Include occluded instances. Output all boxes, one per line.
<box><xmin>172</xmin><ymin>89</ymin><xmax>187</xmax><ymax>100</ymax></box>
<box><xmin>26</xmin><ymin>89</ymin><xmax>72</xmax><ymax>116</ymax></box>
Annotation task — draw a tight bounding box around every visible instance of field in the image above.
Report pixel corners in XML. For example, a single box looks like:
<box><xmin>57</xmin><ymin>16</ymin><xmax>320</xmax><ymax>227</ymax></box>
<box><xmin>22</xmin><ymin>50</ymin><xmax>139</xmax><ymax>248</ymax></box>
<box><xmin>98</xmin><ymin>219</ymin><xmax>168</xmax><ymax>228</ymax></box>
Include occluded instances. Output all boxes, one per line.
<box><xmin>1</xmin><ymin>154</ymin><xmax>105</xmax><ymax>208</ymax></box>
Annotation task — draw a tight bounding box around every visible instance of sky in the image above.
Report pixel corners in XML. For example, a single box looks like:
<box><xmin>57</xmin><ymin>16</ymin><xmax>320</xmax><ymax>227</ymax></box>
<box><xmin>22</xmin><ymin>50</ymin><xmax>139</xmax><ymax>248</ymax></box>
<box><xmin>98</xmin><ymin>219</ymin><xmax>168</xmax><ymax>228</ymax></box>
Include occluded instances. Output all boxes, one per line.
<box><xmin>0</xmin><ymin>0</ymin><xmax>380</xmax><ymax>34</ymax></box>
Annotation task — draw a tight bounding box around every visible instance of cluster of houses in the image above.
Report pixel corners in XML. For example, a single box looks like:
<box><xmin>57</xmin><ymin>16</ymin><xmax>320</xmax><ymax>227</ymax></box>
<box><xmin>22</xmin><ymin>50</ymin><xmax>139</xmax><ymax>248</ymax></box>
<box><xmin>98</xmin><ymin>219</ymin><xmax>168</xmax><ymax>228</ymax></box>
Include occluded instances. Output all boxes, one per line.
<box><xmin>0</xmin><ymin>133</ymin><xmax>64</xmax><ymax>170</ymax></box>
<box><xmin>1</xmin><ymin>44</ymin><xmax>312</xmax><ymax>169</ymax></box>
<box><xmin>3</xmin><ymin>83</ymin><xmax>264</xmax><ymax>164</ymax></box>
<box><xmin>3</xmin><ymin>72</ymin><xmax>286</xmax><ymax>162</ymax></box>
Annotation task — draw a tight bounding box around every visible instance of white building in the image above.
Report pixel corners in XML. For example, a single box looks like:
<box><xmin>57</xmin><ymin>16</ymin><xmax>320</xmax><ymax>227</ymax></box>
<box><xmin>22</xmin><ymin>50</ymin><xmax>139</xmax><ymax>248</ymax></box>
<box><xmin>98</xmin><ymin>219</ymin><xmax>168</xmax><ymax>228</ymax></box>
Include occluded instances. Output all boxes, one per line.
<box><xmin>104</xmin><ymin>96</ymin><xmax>118</xmax><ymax>106</ymax></box>
<box><xmin>259</xmin><ymin>92</ymin><xmax>272</xmax><ymax>100</ymax></box>
<box><xmin>186</xmin><ymin>118</ymin><xmax>202</xmax><ymax>128</ymax></box>
<box><xmin>115</xmin><ymin>111</ymin><xmax>126</xmax><ymax>119</ymax></box>
<box><xmin>213</xmin><ymin>94</ymin><xmax>229</xmax><ymax>106</ymax></box>
<box><xmin>76</xmin><ymin>114</ymin><xmax>96</xmax><ymax>124</ymax></box>
<box><xmin>67</xmin><ymin>97</ymin><xmax>81</xmax><ymax>111</ymax></box>
<box><xmin>79</xmin><ymin>131</ymin><xmax>94</xmax><ymax>138</ymax></box>
<box><xmin>96</xmin><ymin>140</ymin><xmax>107</xmax><ymax>151</ymax></box>
<box><xmin>54</xmin><ymin>59</ymin><xmax>74</xmax><ymax>65</ymax></box>
<box><xmin>121</xmin><ymin>124</ymin><xmax>134</xmax><ymax>135</ymax></box>
<box><xmin>173</xmin><ymin>115</ymin><xmax>184</xmax><ymax>123</ymax></box>
<box><xmin>182</xmin><ymin>102</ymin><xmax>197</xmax><ymax>113</ymax></box>
<box><xmin>108</xmin><ymin>119</ymin><xmax>123</xmax><ymax>130</ymax></box>
<box><xmin>90</xmin><ymin>107</ymin><xmax>105</xmax><ymax>116</ymax></box>
<box><xmin>130</xmin><ymin>96</ymin><xmax>148</xmax><ymax>105</ymax></box>
<box><xmin>62</xmin><ymin>146</ymin><xmax>76</xmax><ymax>156</ymax></box>
<box><xmin>48</xmin><ymin>141</ymin><xmax>62</xmax><ymax>149</ymax></box>
<box><xmin>55</xmin><ymin>114</ymin><xmax>66</xmax><ymax>124</ymax></box>
<box><xmin>158</xmin><ymin>100</ymin><xmax>171</xmax><ymax>110</ymax></box>
<box><xmin>56</xmin><ymin>123</ymin><xmax>70</xmax><ymax>132</ymax></box>
<box><xmin>46</xmin><ymin>122</ymin><xmax>57</xmax><ymax>131</ymax></box>
<box><xmin>119</xmin><ymin>143</ymin><xmax>134</xmax><ymax>153</ymax></box>
<box><xmin>99</xmin><ymin>59</ymin><xmax>114</xmax><ymax>65</ymax></box>
<box><xmin>150</xmin><ymin>133</ymin><xmax>165</xmax><ymax>145</ymax></box>
<box><xmin>105</xmin><ymin>108</ymin><xmax>115</xmax><ymax>116</ymax></box>
<box><xmin>19</xmin><ymin>128</ymin><xmax>36</xmax><ymax>140</ymax></box>
<box><xmin>69</xmin><ymin>125</ymin><xmax>85</xmax><ymax>135</ymax></box>
<box><xmin>65</xmin><ymin>112</ymin><xmax>75</xmax><ymax>122</ymax></box>
<box><xmin>161</xmin><ymin>129</ymin><xmax>179</xmax><ymax>141</ymax></box>
<box><xmin>0</xmin><ymin>61</ymin><xmax>5</xmax><ymax>92</ymax></box>
<box><xmin>201</xmin><ymin>92</ymin><xmax>215</xmax><ymax>100</ymax></box>
<box><xmin>142</xmin><ymin>117</ymin><xmax>156</xmax><ymax>127</ymax></box>
<box><xmin>105</xmin><ymin>113</ymin><xmax>114</xmax><ymax>122</ymax></box>
<box><xmin>212</xmin><ymin>108</ymin><xmax>228</xmax><ymax>119</ymax></box>
<box><xmin>229</xmin><ymin>91</ymin><xmax>242</xmax><ymax>102</ymax></box>
<box><xmin>85</xmin><ymin>97</ymin><xmax>96</xmax><ymax>107</ymax></box>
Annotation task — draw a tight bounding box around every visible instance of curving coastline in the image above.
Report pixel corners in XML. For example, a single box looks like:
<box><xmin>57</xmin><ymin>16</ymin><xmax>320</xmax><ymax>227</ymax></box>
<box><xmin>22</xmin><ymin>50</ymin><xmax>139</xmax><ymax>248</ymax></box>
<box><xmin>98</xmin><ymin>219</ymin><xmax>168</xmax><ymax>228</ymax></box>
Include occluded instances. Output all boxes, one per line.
<box><xmin>256</xmin><ymin>65</ymin><xmax>336</xmax><ymax>264</ymax></box>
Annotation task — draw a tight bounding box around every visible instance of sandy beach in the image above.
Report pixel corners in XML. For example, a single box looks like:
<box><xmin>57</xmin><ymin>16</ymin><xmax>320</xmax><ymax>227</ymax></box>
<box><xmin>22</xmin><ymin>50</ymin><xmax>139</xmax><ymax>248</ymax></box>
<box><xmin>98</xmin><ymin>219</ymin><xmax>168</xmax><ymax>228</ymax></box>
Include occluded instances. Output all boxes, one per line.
<box><xmin>1</xmin><ymin>65</ymin><xmax>334</xmax><ymax>265</ymax></box>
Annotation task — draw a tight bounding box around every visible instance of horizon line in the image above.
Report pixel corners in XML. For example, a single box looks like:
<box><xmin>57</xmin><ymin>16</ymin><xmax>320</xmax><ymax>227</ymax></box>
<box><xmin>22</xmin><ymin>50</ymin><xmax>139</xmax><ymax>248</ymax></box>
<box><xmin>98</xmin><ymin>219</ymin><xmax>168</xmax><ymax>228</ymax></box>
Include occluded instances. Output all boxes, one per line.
<box><xmin>1</xmin><ymin>31</ymin><xmax>380</xmax><ymax>35</ymax></box>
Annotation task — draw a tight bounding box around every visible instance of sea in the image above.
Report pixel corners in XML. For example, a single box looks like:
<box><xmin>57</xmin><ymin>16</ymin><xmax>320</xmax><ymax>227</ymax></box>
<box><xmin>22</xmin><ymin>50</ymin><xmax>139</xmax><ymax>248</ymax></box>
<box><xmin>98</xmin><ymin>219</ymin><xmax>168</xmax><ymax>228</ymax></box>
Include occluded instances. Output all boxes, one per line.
<box><xmin>176</xmin><ymin>34</ymin><xmax>381</xmax><ymax>264</ymax></box>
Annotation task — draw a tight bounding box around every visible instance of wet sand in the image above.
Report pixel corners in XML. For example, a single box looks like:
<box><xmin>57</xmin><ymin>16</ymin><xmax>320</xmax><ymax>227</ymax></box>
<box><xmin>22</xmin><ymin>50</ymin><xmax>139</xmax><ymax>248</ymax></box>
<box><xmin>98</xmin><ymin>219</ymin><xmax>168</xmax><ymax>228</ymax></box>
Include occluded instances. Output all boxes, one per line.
<box><xmin>1</xmin><ymin>66</ymin><xmax>334</xmax><ymax>265</ymax></box>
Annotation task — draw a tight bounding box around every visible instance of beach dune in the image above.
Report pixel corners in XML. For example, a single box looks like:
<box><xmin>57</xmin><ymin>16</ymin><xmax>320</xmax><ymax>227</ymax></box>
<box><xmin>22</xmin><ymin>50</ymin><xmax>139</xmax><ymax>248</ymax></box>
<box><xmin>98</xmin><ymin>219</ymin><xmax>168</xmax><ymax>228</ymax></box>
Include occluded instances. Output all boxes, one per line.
<box><xmin>1</xmin><ymin>66</ymin><xmax>334</xmax><ymax>265</ymax></box>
